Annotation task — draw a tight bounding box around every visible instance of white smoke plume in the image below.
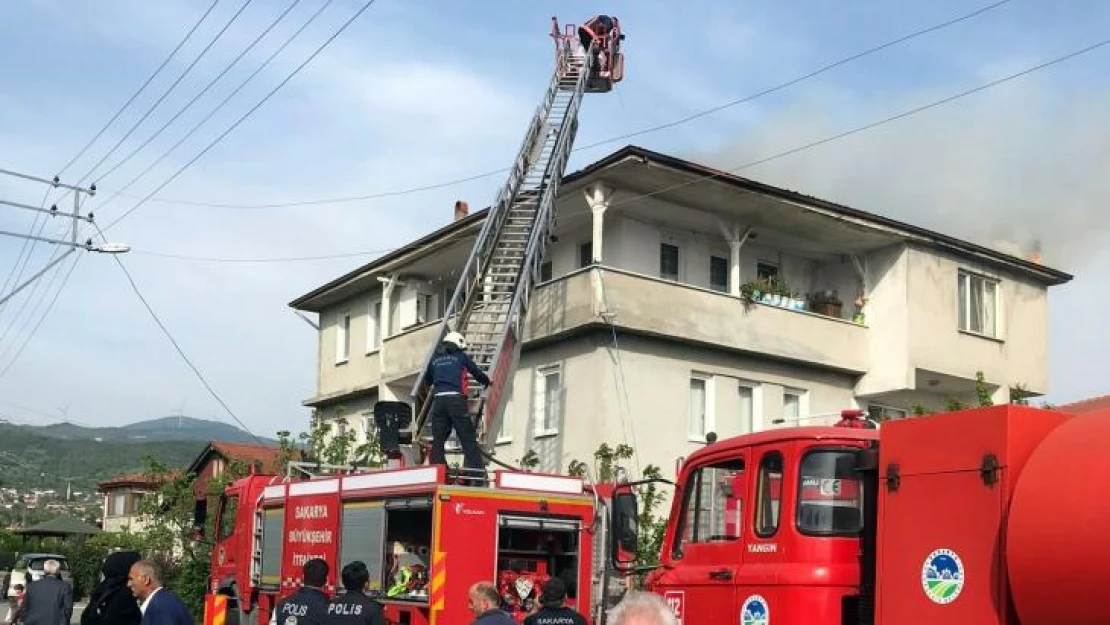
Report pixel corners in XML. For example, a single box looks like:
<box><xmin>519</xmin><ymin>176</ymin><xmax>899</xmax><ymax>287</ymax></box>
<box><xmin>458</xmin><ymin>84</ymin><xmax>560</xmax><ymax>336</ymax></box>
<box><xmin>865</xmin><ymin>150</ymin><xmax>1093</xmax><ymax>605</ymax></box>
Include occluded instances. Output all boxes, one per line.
<box><xmin>684</xmin><ymin>79</ymin><xmax>1110</xmax><ymax>272</ymax></box>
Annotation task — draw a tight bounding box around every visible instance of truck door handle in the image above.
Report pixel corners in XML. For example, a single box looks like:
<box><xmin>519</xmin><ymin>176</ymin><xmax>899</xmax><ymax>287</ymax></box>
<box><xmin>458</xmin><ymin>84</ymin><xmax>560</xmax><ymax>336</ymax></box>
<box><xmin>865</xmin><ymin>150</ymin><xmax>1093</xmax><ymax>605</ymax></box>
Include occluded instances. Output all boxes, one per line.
<box><xmin>708</xmin><ymin>569</ymin><xmax>732</xmax><ymax>580</ymax></box>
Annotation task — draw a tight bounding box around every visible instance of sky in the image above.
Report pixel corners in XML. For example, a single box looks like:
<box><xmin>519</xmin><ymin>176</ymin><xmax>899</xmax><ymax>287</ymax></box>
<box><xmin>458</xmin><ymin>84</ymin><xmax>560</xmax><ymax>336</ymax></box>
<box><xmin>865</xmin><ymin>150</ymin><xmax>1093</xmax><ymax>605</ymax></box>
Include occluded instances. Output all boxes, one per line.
<box><xmin>1</xmin><ymin>0</ymin><xmax>1107</xmax><ymax>436</ymax></box>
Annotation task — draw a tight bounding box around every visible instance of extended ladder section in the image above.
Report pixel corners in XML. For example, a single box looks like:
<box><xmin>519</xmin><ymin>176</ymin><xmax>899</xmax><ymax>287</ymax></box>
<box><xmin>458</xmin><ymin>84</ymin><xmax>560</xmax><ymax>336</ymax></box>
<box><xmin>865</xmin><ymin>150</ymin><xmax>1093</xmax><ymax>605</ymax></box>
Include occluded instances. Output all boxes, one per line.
<box><xmin>406</xmin><ymin>18</ymin><xmax>624</xmax><ymax>465</ymax></box>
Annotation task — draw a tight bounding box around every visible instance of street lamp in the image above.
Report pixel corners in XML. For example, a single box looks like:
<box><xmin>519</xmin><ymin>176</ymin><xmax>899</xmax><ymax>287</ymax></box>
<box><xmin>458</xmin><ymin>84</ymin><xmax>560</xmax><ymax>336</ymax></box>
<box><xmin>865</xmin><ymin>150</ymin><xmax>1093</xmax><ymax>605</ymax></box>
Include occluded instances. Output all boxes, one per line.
<box><xmin>84</xmin><ymin>240</ymin><xmax>131</xmax><ymax>254</ymax></box>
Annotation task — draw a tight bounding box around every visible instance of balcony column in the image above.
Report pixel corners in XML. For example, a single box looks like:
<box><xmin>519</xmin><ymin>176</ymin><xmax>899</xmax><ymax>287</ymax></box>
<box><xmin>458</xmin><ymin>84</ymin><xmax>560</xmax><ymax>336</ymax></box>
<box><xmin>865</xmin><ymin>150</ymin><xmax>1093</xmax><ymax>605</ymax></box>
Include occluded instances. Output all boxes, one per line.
<box><xmin>377</xmin><ymin>274</ymin><xmax>400</xmax><ymax>401</ymax></box>
<box><xmin>584</xmin><ymin>182</ymin><xmax>615</xmax><ymax>263</ymax></box>
<box><xmin>718</xmin><ymin>220</ymin><xmax>754</xmax><ymax>296</ymax></box>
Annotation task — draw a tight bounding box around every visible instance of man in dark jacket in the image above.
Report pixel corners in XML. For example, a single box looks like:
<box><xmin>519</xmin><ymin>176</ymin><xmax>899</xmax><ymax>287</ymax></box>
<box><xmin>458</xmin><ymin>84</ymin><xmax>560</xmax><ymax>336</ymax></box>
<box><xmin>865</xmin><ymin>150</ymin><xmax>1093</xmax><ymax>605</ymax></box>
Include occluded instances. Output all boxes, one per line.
<box><xmin>424</xmin><ymin>331</ymin><xmax>490</xmax><ymax>478</ymax></box>
<box><xmin>127</xmin><ymin>560</ymin><xmax>191</xmax><ymax>625</ymax></box>
<box><xmin>274</xmin><ymin>560</ymin><xmax>330</xmax><ymax>625</ymax></box>
<box><xmin>323</xmin><ymin>562</ymin><xmax>384</xmax><ymax>625</ymax></box>
<box><xmin>20</xmin><ymin>559</ymin><xmax>73</xmax><ymax>625</ymax></box>
<box><xmin>524</xmin><ymin>578</ymin><xmax>586</xmax><ymax>625</ymax></box>
<box><xmin>466</xmin><ymin>583</ymin><xmax>514</xmax><ymax>625</ymax></box>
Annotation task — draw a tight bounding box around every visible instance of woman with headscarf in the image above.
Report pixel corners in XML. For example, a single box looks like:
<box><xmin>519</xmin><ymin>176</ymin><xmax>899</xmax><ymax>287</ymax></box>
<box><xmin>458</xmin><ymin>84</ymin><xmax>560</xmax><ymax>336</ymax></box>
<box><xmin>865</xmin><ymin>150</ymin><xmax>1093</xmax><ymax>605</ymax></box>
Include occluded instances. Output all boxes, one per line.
<box><xmin>81</xmin><ymin>551</ymin><xmax>142</xmax><ymax>625</ymax></box>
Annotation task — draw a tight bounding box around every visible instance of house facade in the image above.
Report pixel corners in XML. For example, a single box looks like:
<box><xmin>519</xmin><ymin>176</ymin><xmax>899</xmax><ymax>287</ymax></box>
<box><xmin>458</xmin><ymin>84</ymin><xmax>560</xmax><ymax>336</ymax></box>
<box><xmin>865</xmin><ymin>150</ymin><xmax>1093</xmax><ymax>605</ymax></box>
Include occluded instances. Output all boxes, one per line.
<box><xmin>97</xmin><ymin>472</ymin><xmax>167</xmax><ymax>533</ymax></box>
<box><xmin>289</xmin><ymin>145</ymin><xmax>1071</xmax><ymax>478</ymax></box>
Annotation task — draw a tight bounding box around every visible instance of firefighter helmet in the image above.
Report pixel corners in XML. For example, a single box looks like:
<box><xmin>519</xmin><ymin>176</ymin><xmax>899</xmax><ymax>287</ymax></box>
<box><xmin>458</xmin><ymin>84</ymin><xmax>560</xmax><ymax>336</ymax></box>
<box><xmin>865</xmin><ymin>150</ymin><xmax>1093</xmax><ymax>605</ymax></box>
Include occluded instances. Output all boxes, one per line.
<box><xmin>443</xmin><ymin>331</ymin><xmax>467</xmax><ymax>350</ymax></box>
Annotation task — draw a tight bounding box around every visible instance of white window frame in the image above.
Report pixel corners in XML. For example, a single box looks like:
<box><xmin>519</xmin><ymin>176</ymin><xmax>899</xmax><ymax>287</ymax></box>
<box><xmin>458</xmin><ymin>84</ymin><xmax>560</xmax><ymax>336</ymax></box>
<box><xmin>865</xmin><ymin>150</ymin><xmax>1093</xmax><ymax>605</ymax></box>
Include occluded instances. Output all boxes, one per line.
<box><xmin>533</xmin><ymin>365</ymin><xmax>562</xmax><ymax>438</ymax></box>
<box><xmin>782</xmin><ymin>387</ymin><xmax>808</xmax><ymax>424</ymax></box>
<box><xmin>738</xmin><ymin>380</ymin><xmax>763</xmax><ymax>434</ymax></box>
<box><xmin>496</xmin><ymin>410</ymin><xmax>512</xmax><ymax>445</ymax></box>
<box><xmin>688</xmin><ymin>373</ymin><xmax>714</xmax><ymax>442</ymax></box>
<box><xmin>958</xmin><ymin>269</ymin><xmax>1002</xmax><ymax>339</ymax></box>
<box><xmin>366</xmin><ymin>298</ymin><xmax>382</xmax><ymax>354</ymax></box>
<box><xmin>335</xmin><ymin>311</ymin><xmax>351</xmax><ymax>364</ymax></box>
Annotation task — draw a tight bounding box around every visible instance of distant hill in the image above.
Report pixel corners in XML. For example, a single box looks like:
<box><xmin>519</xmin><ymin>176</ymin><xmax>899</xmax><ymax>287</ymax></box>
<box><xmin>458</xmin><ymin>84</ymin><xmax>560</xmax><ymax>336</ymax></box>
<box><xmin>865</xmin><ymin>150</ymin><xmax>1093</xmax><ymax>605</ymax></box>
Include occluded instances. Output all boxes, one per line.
<box><xmin>9</xmin><ymin>415</ymin><xmax>275</xmax><ymax>444</ymax></box>
<box><xmin>0</xmin><ymin>416</ymin><xmax>275</xmax><ymax>493</ymax></box>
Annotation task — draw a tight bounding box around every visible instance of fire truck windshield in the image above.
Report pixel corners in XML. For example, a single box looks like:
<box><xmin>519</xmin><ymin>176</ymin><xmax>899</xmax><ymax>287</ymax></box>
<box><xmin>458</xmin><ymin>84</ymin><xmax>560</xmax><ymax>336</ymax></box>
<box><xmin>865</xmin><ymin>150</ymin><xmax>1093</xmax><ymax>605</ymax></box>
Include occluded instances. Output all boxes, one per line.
<box><xmin>796</xmin><ymin>449</ymin><xmax>863</xmax><ymax>537</ymax></box>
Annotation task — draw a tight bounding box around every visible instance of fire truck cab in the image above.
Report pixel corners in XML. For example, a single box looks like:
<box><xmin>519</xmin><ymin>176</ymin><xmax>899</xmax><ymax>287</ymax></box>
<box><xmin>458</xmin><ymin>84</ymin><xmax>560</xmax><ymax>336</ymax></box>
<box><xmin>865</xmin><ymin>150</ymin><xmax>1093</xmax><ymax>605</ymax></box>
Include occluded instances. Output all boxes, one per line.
<box><xmin>639</xmin><ymin>419</ymin><xmax>878</xmax><ymax>625</ymax></box>
<box><xmin>208</xmin><ymin>464</ymin><xmax>630</xmax><ymax>625</ymax></box>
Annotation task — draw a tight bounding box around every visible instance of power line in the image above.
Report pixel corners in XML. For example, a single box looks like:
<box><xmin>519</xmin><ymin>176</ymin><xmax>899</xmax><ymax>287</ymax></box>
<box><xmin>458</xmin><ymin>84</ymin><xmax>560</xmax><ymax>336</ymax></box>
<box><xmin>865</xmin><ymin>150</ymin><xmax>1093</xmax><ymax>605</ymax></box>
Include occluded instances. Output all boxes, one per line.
<box><xmin>101</xmin><ymin>0</ymin><xmax>1013</xmax><ymax>210</ymax></box>
<box><xmin>602</xmin><ymin>35</ymin><xmax>1110</xmax><ymax>211</ymax></box>
<box><xmin>91</xmin><ymin>0</ymin><xmax>337</xmax><ymax>218</ymax></box>
<box><xmin>73</xmin><ymin>0</ymin><xmax>257</xmax><ymax>188</ymax></box>
<box><xmin>0</xmin><ymin>254</ymin><xmax>81</xmax><ymax>381</ymax></box>
<box><xmin>90</xmin><ymin>0</ymin><xmax>305</xmax><ymax>193</ymax></box>
<box><xmin>55</xmin><ymin>0</ymin><xmax>220</xmax><ymax>178</ymax></box>
<box><xmin>101</xmin><ymin>0</ymin><xmax>381</xmax><ymax>232</ymax></box>
<box><xmin>101</xmin><ymin>240</ymin><xmax>266</xmax><ymax>446</ymax></box>
<box><xmin>130</xmin><ymin>247</ymin><xmax>395</xmax><ymax>263</ymax></box>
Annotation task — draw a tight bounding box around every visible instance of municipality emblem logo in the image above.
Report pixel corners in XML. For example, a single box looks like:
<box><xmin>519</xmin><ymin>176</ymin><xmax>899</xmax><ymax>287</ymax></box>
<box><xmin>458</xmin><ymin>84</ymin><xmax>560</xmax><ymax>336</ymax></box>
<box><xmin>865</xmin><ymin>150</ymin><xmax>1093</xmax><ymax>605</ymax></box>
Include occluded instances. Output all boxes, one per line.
<box><xmin>740</xmin><ymin>594</ymin><xmax>769</xmax><ymax>625</ymax></box>
<box><xmin>921</xmin><ymin>548</ymin><xmax>965</xmax><ymax>604</ymax></box>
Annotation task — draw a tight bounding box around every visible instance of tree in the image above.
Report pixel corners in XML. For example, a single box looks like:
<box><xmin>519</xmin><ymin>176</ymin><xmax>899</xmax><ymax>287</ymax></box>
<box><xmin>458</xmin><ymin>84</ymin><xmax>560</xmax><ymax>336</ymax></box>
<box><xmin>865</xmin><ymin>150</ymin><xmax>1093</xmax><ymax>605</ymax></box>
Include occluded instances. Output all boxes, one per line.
<box><xmin>133</xmin><ymin>456</ymin><xmax>250</xmax><ymax>621</ymax></box>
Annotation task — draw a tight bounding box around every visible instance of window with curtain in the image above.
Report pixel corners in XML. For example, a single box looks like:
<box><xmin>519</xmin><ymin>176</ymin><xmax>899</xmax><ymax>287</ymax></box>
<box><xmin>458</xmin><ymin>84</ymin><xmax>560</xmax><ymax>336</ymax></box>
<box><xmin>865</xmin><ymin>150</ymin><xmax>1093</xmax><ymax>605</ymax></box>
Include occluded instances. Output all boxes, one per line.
<box><xmin>739</xmin><ymin>385</ymin><xmax>755</xmax><ymax>434</ymax></box>
<box><xmin>689</xmin><ymin>377</ymin><xmax>708</xmax><ymax>439</ymax></box>
<box><xmin>710</xmin><ymin>256</ymin><xmax>728</xmax><ymax>292</ymax></box>
<box><xmin>958</xmin><ymin>270</ymin><xmax>1000</xmax><ymax>338</ymax></box>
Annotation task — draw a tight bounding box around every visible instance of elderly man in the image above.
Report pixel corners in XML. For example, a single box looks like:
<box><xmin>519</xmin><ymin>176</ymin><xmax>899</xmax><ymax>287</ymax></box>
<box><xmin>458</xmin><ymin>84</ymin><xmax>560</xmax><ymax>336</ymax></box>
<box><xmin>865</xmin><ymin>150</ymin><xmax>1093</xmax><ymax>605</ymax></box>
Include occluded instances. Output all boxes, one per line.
<box><xmin>127</xmin><ymin>560</ymin><xmax>193</xmax><ymax>625</ymax></box>
<box><xmin>20</xmin><ymin>559</ymin><xmax>72</xmax><ymax>625</ymax></box>
<box><xmin>607</xmin><ymin>592</ymin><xmax>679</xmax><ymax>625</ymax></box>
<box><xmin>466</xmin><ymin>582</ymin><xmax>514</xmax><ymax>625</ymax></box>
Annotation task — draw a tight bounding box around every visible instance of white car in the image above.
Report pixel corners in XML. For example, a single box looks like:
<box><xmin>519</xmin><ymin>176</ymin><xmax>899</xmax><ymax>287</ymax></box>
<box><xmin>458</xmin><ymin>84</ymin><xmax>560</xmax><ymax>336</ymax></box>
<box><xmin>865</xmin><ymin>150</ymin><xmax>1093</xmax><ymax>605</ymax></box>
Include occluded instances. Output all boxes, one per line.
<box><xmin>6</xmin><ymin>554</ymin><xmax>73</xmax><ymax>598</ymax></box>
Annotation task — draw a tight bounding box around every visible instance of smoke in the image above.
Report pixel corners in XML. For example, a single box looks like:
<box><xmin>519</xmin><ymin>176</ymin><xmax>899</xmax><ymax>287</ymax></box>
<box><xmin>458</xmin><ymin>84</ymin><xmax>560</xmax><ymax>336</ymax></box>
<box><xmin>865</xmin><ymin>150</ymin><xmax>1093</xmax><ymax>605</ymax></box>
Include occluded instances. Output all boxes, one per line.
<box><xmin>684</xmin><ymin>79</ymin><xmax>1110</xmax><ymax>271</ymax></box>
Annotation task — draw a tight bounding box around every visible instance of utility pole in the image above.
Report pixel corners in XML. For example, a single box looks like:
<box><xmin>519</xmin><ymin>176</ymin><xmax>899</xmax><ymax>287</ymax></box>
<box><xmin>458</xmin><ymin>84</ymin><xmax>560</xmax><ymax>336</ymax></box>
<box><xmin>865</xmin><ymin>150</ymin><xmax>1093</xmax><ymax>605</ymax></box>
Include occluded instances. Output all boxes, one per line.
<box><xmin>0</xmin><ymin>168</ymin><xmax>131</xmax><ymax>306</ymax></box>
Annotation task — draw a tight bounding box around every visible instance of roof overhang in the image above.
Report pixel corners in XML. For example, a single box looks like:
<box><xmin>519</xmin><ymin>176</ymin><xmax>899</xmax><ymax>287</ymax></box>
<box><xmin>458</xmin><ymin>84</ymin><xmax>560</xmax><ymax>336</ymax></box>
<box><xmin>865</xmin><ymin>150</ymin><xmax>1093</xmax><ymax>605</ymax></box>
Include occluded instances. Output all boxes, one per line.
<box><xmin>289</xmin><ymin>145</ymin><xmax>1072</xmax><ymax>311</ymax></box>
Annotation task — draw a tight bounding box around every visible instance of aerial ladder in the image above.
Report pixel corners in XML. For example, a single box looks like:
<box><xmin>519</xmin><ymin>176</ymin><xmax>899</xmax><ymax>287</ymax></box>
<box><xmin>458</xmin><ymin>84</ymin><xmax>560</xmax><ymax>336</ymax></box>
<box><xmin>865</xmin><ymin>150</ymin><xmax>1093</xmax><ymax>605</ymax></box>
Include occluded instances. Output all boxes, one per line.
<box><xmin>380</xmin><ymin>17</ymin><xmax>625</xmax><ymax>474</ymax></box>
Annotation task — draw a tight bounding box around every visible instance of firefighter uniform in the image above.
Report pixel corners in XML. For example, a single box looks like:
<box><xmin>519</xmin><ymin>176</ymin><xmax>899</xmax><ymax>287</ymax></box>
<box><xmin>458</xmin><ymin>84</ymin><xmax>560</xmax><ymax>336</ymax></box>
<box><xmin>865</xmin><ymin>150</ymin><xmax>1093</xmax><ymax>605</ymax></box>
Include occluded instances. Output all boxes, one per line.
<box><xmin>324</xmin><ymin>592</ymin><xmax>385</xmax><ymax>625</ymax></box>
<box><xmin>273</xmin><ymin>586</ymin><xmax>330</xmax><ymax>625</ymax></box>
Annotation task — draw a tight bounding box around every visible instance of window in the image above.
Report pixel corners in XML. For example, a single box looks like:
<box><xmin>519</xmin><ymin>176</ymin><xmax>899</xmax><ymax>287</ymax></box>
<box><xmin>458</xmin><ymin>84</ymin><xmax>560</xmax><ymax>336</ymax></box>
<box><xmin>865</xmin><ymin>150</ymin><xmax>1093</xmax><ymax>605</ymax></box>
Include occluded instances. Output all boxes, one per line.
<box><xmin>660</xmin><ymin>243</ymin><xmax>680</xmax><ymax>281</ymax></box>
<box><xmin>111</xmin><ymin>493</ymin><xmax>126</xmax><ymax>516</ymax></box>
<box><xmin>738</xmin><ymin>384</ymin><xmax>755</xmax><ymax>434</ymax></box>
<box><xmin>534</xmin><ymin>366</ymin><xmax>562</xmax><ymax>435</ymax></box>
<box><xmin>336</xmin><ymin>312</ymin><xmax>351</xmax><ymax>363</ymax></box>
<box><xmin>416</xmin><ymin>293</ymin><xmax>432</xmax><ymax>325</ymax></box>
<box><xmin>367</xmin><ymin>299</ymin><xmax>382</xmax><ymax>352</ymax></box>
<box><xmin>496</xmin><ymin>410</ymin><xmax>511</xmax><ymax>443</ymax></box>
<box><xmin>754</xmin><ymin>452</ymin><xmax>784</xmax><ymax>537</ymax></box>
<box><xmin>217</xmin><ymin>495</ymin><xmax>238</xmax><ymax>540</ymax></box>
<box><xmin>540</xmin><ymin>261</ymin><xmax>553</xmax><ymax>282</ymax></box>
<box><xmin>757</xmin><ymin>262</ymin><xmax>778</xmax><ymax>280</ymax></box>
<box><xmin>867</xmin><ymin>404</ymin><xmax>907</xmax><ymax>422</ymax></box>
<box><xmin>675</xmin><ymin>458</ymin><xmax>745</xmax><ymax>553</ymax></box>
<box><xmin>709</xmin><ymin>256</ymin><xmax>728</xmax><ymax>292</ymax></box>
<box><xmin>579</xmin><ymin>242</ymin><xmax>593</xmax><ymax>268</ymax></box>
<box><xmin>958</xmin><ymin>270</ymin><xmax>1000</xmax><ymax>338</ymax></box>
<box><xmin>689</xmin><ymin>376</ymin><xmax>710</xmax><ymax>440</ymax></box>
<box><xmin>783</xmin><ymin>389</ymin><xmax>806</xmax><ymax>422</ymax></box>
<box><xmin>796</xmin><ymin>449</ymin><xmax>863</xmax><ymax>536</ymax></box>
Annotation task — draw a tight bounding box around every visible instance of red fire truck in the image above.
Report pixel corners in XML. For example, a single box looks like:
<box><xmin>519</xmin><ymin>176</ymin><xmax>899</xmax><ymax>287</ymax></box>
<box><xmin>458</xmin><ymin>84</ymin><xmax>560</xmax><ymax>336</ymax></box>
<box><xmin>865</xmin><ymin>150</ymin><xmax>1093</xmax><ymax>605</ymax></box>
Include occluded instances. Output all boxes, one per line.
<box><xmin>206</xmin><ymin>403</ymin><xmax>1105</xmax><ymax>625</ymax></box>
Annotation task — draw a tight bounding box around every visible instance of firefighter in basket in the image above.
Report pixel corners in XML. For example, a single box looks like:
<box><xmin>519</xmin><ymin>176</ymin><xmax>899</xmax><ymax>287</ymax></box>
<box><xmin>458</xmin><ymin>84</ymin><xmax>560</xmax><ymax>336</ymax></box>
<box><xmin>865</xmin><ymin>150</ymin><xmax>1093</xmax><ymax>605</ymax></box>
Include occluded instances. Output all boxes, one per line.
<box><xmin>386</xmin><ymin>542</ymin><xmax>429</xmax><ymax>599</ymax></box>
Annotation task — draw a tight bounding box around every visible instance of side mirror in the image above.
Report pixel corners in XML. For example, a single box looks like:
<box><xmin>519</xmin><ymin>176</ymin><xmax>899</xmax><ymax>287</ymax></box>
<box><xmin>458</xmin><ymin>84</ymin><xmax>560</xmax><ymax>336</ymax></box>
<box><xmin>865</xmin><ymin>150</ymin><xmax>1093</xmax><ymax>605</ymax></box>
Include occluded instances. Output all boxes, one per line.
<box><xmin>611</xmin><ymin>488</ymin><xmax>640</xmax><ymax>568</ymax></box>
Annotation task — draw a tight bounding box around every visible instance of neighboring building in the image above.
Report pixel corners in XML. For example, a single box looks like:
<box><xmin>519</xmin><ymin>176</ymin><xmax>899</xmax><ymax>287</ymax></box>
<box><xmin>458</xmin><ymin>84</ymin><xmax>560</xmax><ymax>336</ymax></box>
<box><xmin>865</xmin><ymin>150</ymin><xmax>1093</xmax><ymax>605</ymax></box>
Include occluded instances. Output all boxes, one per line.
<box><xmin>97</xmin><ymin>471</ymin><xmax>172</xmax><ymax>533</ymax></box>
<box><xmin>186</xmin><ymin>441</ymin><xmax>281</xmax><ymax>527</ymax></box>
<box><xmin>289</xmin><ymin>145</ymin><xmax>1072</xmax><ymax>478</ymax></box>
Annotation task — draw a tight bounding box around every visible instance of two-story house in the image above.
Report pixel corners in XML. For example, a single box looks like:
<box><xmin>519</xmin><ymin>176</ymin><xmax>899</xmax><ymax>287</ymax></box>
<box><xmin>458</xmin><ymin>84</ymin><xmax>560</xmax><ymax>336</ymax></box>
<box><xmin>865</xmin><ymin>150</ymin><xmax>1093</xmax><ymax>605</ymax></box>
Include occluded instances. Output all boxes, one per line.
<box><xmin>289</xmin><ymin>145</ymin><xmax>1071</xmax><ymax>477</ymax></box>
<box><xmin>97</xmin><ymin>471</ymin><xmax>173</xmax><ymax>533</ymax></box>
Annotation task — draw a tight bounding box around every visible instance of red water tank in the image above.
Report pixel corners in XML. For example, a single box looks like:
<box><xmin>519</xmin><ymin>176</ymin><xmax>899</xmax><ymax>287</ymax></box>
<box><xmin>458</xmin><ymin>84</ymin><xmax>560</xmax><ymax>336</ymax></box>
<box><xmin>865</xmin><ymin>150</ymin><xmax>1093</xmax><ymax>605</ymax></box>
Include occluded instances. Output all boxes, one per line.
<box><xmin>1006</xmin><ymin>409</ymin><xmax>1110</xmax><ymax>625</ymax></box>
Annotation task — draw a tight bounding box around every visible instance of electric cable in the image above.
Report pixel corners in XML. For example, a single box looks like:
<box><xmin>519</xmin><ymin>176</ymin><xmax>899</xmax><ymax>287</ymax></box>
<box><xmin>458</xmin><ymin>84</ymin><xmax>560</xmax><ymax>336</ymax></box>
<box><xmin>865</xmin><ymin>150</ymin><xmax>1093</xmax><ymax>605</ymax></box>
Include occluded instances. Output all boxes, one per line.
<box><xmin>0</xmin><ymin>253</ymin><xmax>81</xmax><ymax>380</ymax></box>
<box><xmin>92</xmin><ymin>225</ymin><xmax>266</xmax><ymax>446</ymax></box>
<box><xmin>0</xmin><ymin>186</ymin><xmax>54</xmax><ymax>313</ymax></box>
<box><xmin>130</xmin><ymin>247</ymin><xmax>393</xmax><ymax>263</ymax></box>
<box><xmin>101</xmin><ymin>0</ymin><xmax>381</xmax><ymax>233</ymax></box>
<box><xmin>105</xmin><ymin>0</ymin><xmax>1014</xmax><ymax>210</ymax></box>
<box><xmin>91</xmin><ymin>0</ymin><xmax>305</xmax><ymax>195</ymax></box>
<box><xmin>71</xmin><ymin>0</ymin><xmax>257</xmax><ymax>189</ymax></box>
<box><xmin>54</xmin><ymin>0</ymin><xmax>220</xmax><ymax>178</ymax></box>
<box><xmin>602</xmin><ymin>35</ymin><xmax>1110</xmax><ymax>211</ymax></box>
<box><xmin>89</xmin><ymin>0</ymin><xmax>336</xmax><ymax>218</ymax></box>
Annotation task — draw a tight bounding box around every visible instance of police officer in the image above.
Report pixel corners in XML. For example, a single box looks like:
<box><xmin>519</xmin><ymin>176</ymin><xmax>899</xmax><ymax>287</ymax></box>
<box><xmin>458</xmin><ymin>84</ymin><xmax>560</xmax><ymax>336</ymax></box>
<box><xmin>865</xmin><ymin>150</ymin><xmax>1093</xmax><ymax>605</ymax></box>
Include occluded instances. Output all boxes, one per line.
<box><xmin>523</xmin><ymin>578</ymin><xmax>587</xmax><ymax>625</ymax></box>
<box><xmin>424</xmin><ymin>331</ymin><xmax>490</xmax><ymax>479</ymax></box>
<box><xmin>273</xmin><ymin>559</ymin><xmax>330</xmax><ymax>625</ymax></box>
<box><xmin>324</xmin><ymin>562</ymin><xmax>385</xmax><ymax>625</ymax></box>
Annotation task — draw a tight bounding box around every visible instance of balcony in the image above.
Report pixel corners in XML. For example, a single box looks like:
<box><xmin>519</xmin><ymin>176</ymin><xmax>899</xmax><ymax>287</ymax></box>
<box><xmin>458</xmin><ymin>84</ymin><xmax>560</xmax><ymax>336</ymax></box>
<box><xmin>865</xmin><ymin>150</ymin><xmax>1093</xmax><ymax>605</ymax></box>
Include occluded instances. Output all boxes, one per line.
<box><xmin>535</xmin><ymin>267</ymin><xmax>870</xmax><ymax>373</ymax></box>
